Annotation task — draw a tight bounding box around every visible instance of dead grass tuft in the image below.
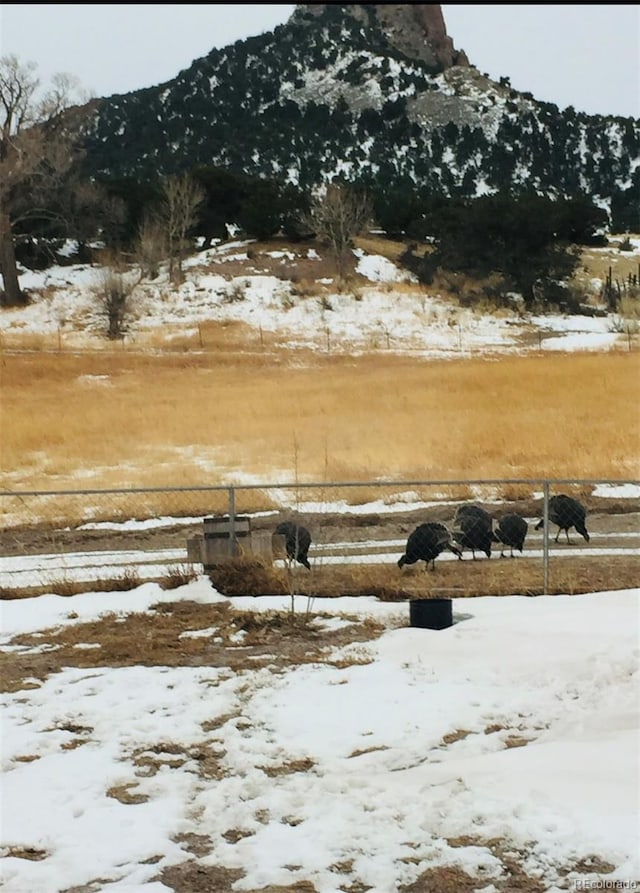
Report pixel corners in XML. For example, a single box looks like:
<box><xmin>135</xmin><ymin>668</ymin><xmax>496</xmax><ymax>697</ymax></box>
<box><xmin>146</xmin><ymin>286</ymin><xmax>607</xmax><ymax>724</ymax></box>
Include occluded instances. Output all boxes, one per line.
<box><xmin>207</xmin><ymin>557</ymin><xmax>290</xmax><ymax>597</ymax></box>
<box><xmin>1</xmin><ymin>569</ymin><xmax>132</xmax><ymax>600</ymax></box>
<box><xmin>440</xmin><ymin>729</ymin><xmax>472</xmax><ymax>745</ymax></box>
<box><xmin>348</xmin><ymin>744</ymin><xmax>390</xmax><ymax>757</ymax></box>
<box><xmin>160</xmin><ymin>564</ymin><xmax>199</xmax><ymax>590</ymax></box>
<box><xmin>5</xmin><ymin>846</ymin><xmax>49</xmax><ymax>862</ymax></box>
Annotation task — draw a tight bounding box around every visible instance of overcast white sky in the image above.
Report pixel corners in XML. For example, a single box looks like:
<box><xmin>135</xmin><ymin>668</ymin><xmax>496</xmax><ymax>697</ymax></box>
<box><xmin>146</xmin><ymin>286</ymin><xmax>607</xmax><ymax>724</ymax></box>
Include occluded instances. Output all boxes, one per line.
<box><xmin>0</xmin><ymin>4</ymin><xmax>638</xmax><ymax>118</ymax></box>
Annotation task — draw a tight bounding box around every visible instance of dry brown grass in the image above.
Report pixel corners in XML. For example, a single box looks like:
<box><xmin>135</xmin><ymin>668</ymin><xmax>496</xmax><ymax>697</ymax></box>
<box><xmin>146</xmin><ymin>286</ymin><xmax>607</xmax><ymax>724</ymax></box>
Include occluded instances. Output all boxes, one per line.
<box><xmin>1</xmin><ymin>598</ymin><xmax>387</xmax><ymax>693</ymax></box>
<box><xmin>578</xmin><ymin>241</ymin><xmax>640</xmax><ymax>290</ymax></box>
<box><xmin>2</xmin><ymin>235</ymin><xmax>638</xmax><ymax>501</ymax></box>
<box><xmin>1</xmin><ymin>347</ymin><xmax>638</xmax><ymax>496</ymax></box>
<box><xmin>354</xmin><ymin>234</ymin><xmax>411</xmax><ymax>263</ymax></box>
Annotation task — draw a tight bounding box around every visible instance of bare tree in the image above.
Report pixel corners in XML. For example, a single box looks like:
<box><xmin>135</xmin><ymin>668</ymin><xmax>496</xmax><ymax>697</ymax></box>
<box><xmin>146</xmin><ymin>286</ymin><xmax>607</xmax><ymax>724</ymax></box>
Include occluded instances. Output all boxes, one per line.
<box><xmin>159</xmin><ymin>173</ymin><xmax>205</xmax><ymax>283</ymax></box>
<box><xmin>61</xmin><ymin>179</ymin><xmax>127</xmax><ymax>261</ymax></box>
<box><xmin>0</xmin><ymin>54</ymin><xmax>90</xmax><ymax>305</ymax></box>
<box><xmin>135</xmin><ymin>213</ymin><xmax>167</xmax><ymax>280</ymax></box>
<box><xmin>302</xmin><ymin>183</ymin><xmax>374</xmax><ymax>279</ymax></box>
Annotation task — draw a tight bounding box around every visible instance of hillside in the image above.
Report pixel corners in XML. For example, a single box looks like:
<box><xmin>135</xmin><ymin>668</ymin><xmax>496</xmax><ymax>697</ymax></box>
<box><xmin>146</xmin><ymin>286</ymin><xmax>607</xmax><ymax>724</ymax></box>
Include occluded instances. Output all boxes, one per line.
<box><xmin>78</xmin><ymin>3</ymin><xmax>640</xmax><ymax>226</ymax></box>
<box><xmin>3</xmin><ymin>234</ymin><xmax>639</xmax><ymax>355</ymax></box>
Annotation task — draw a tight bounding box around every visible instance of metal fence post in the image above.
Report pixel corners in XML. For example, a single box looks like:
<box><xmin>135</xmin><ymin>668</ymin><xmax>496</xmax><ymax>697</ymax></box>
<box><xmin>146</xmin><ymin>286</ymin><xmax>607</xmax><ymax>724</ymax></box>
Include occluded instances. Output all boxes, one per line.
<box><xmin>542</xmin><ymin>480</ymin><xmax>550</xmax><ymax>595</ymax></box>
<box><xmin>228</xmin><ymin>486</ymin><xmax>237</xmax><ymax>556</ymax></box>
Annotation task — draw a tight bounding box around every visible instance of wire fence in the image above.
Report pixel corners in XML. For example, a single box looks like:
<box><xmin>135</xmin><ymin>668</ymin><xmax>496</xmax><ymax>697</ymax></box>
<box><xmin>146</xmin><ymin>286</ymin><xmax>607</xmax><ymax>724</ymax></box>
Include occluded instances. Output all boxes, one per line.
<box><xmin>1</xmin><ymin>478</ymin><xmax>638</xmax><ymax>597</ymax></box>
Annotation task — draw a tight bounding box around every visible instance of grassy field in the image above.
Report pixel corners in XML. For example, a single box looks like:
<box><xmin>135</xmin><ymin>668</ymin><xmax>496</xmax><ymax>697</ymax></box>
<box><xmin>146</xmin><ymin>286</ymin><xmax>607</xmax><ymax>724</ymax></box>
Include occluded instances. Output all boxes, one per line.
<box><xmin>2</xmin><ymin>346</ymin><xmax>638</xmax><ymax>494</ymax></box>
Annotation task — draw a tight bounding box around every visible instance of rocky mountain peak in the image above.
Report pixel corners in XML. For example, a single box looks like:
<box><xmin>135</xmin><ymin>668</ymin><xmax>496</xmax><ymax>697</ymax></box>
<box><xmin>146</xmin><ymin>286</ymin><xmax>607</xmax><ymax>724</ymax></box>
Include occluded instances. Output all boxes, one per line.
<box><xmin>289</xmin><ymin>3</ymin><xmax>470</xmax><ymax>72</ymax></box>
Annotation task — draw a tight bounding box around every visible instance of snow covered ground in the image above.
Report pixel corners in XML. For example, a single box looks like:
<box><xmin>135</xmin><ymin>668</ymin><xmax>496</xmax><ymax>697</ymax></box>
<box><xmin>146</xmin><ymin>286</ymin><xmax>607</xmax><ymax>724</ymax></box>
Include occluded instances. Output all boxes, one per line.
<box><xmin>3</xmin><ymin>236</ymin><xmax>638</xmax><ymax>356</ymax></box>
<box><xmin>2</xmin><ymin>579</ymin><xmax>639</xmax><ymax>892</ymax></box>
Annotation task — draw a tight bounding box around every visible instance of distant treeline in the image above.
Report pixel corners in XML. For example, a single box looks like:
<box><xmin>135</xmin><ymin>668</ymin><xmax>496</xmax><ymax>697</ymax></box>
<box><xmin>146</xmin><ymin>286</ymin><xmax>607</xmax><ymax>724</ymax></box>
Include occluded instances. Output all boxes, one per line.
<box><xmin>15</xmin><ymin>165</ymin><xmax>619</xmax><ymax>310</ymax></box>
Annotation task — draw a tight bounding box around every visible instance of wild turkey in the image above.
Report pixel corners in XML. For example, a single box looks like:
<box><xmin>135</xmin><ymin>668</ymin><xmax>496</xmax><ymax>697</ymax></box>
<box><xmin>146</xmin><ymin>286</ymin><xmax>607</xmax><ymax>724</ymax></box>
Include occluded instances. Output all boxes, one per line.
<box><xmin>493</xmin><ymin>513</ymin><xmax>528</xmax><ymax>557</ymax></box>
<box><xmin>274</xmin><ymin>521</ymin><xmax>312</xmax><ymax>569</ymax></box>
<box><xmin>535</xmin><ymin>494</ymin><xmax>590</xmax><ymax>544</ymax></box>
<box><xmin>452</xmin><ymin>504</ymin><xmax>493</xmax><ymax>559</ymax></box>
<box><xmin>398</xmin><ymin>522</ymin><xmax>463</xmax><ymax>571</ymax></box>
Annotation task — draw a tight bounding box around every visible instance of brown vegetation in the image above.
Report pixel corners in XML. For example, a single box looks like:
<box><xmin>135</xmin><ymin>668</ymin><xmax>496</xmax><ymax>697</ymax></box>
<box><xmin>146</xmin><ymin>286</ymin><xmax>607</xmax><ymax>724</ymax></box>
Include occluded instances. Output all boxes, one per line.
<box><xmin>1</xmin><ymin>599</ymin><xmax>387</xmax><ymax>693</ymax></box>
<box><xmin>2</xmin><ymin>349</ymin><xmax>638</xmax><ymax>496</ymax></box>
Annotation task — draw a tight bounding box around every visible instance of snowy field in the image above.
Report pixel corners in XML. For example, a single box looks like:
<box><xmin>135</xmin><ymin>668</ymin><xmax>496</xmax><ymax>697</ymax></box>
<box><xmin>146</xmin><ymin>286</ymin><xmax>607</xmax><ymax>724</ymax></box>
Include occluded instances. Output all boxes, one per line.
<box><xmin>1</xmin><ymin>579</ymin><xmax>639</xmax><ymax>892</ymax></box>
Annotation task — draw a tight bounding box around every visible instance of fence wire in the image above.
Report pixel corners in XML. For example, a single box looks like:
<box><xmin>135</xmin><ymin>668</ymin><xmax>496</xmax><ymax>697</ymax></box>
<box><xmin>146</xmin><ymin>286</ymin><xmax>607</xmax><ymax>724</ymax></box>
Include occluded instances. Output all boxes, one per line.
<box><xmin>1</xmin><ymin>478</ymin><xmax>638</xmax><ymax>597</ymax></box>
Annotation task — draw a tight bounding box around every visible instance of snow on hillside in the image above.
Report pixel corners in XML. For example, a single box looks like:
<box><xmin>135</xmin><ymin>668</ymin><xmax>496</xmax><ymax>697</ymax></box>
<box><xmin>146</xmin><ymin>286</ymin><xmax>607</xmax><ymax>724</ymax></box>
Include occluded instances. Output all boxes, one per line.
<box><xmin>2</xmin><ymin>237</ymin><xmax>637</xmax><ymax>355</ymax></box>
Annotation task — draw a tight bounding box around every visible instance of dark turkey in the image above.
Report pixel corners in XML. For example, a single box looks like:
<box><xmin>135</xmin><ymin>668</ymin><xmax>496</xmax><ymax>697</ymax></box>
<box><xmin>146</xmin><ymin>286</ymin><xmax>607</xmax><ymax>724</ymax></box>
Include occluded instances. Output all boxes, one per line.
<box><xmin>493</xmin><ymin>513</ymin><xmax>528</xmax><ymax>557</ymax></box>
<box><xmin>452</xmin><ymin>504</ymin><xmax>494</xmax><ymax>559</ymax></box>
<box><xmin>398</xmin><ymin>522</ymin><xmax>463</xmax><ymax>571</ymax></box>
<box><xmin>275</xmin><ymin>521</ymin><xmax>312</xmax><ymax>569</ymax></box>
<box><xmin>535</xmin><ymin>495</ymin><xmax>589</xmax><ymax>544</ymax></box>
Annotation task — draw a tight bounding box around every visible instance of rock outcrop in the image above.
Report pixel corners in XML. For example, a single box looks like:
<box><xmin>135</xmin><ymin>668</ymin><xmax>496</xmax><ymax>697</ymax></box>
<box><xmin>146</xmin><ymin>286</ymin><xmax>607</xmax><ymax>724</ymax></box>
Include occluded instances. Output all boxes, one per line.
<box><xmin>289</xmin><ymin>4</ymin><xmax>470</xmax><ymax>72</ymax></box>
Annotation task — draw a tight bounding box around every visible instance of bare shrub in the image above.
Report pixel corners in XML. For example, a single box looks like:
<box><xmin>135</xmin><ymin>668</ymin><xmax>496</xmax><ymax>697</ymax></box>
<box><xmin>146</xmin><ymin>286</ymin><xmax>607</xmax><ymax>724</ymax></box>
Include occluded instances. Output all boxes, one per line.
<box><xmin>223</xmin><ymin>280</ymin><xmax>248</xmax><ymax>303</ymax></box>
<box><xmin>207</xmin><ymin>557</ymin><xmax>289</xmax><ymax>597</ymax></box>
<box><xmin>135</xmin><ymin>214</ymin><xmax>167</xmax><ymax>279</ymax></box>
<box><xmin>434</xmin><ymin>269</ymin><xmax>467</xmax><ymax>300</ymax></box>
<box><xmin>93</xmin><ymin>264</ymin><xmax>143</xmax><ymax>339</ymax></box>
<box><xmin>610</xmin><ymin>291</ymin><xmax>640</xmax><ymax>345</ymax></box>
<box><xmin>290</xmin><ymin>279</ymin><xmax>322</xmax><ymax>298</ymax></box>
<box><xmin>161</xmin><ymin>564</ymin><xmax>199</xmax><ymax>590</ymax></box>
<box><xmin>277</xmin><ymin>287</ymin><xmax>296</xmax><ymax>310</ymax></box>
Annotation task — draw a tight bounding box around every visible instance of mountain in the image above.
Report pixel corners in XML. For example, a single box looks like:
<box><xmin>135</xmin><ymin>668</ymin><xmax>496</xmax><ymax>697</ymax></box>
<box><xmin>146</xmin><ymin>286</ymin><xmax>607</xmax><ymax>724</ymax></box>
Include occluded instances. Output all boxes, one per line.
<box><xmin>79</xmin><ymin>3</ymin><xmax>639</xmax><ymax>226</ymax></box>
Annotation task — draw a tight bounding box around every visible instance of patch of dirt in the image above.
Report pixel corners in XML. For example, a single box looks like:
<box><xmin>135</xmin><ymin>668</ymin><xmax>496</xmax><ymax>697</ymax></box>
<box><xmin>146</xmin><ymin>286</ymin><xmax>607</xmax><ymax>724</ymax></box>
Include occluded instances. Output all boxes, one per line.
<box><xmin>222</xmin><ymin>827</ymin><xmax>255</xmax><ymax>844</ymax></box>
<box><xmin>106</xmin><ymin>783</ymin><xmax>149</xmax><ymax>805</ymax></box>
<box><xmin>1</xmin><ymin>600</ymin><xmax>386</xmax><ymax>693</ymax></box>
<box><xmin>259</xmin><ymin>757</ymin><xmax>316</xmax><ymax>777</ymax></box>
<box><xmin>173</xmin><ymin>832</ymin><xmax>213</xmax><ymax>857</ymax></box>
<box><xmin>400</xmin><ymin>865</ymin><xmax>482</xmax><ymax>893</ymax></box>
<box><xmin>155</xmin><ymin>862</ymin><xmax>244</xmax><ymax>893</ymax></box>
<box><xmin>128</xmin><ymin>739</ymin><xmax>227</xmax><ymax>781</ymax></box>
<box><xmin>157</xmin><ymin>857</ymin><xmax>320</xmax><ymax>893</ymax></box>
<box><xmin>441</xmin><ymin>835</ymin><xmax>617</xmax><ymax>890</ymax></box>
<box><xmin>62</xmin><ymin>880</ymin><xmax>115</xmax><ymax>893</ymax></box>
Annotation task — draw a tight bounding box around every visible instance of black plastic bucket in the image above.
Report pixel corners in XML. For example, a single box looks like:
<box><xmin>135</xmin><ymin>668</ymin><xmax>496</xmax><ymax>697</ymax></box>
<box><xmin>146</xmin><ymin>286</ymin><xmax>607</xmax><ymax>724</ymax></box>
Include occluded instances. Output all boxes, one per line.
<box><xmin>409</xmin><ymin>598</ymin><xmax>453</xmax><ymax>630</ymax></box>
